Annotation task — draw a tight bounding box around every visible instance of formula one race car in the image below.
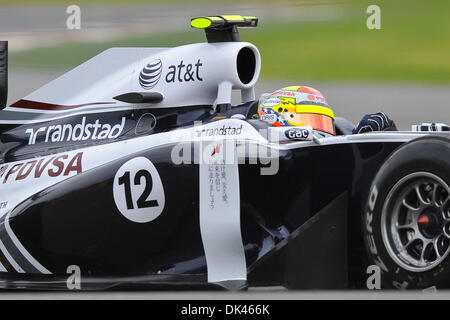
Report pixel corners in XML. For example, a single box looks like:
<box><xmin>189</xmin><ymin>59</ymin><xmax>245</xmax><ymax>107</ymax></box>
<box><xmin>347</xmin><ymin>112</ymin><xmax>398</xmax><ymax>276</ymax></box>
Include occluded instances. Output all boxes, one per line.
<box><xmin>0</xmin><ymin>15</ymin><xmax>449</xmax><ymax>290</ymax></box>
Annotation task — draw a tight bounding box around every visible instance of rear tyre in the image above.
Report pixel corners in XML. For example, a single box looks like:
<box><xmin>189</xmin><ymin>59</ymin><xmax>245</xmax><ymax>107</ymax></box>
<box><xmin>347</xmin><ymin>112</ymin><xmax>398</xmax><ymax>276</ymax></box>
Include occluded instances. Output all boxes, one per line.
<box><xmin>364</xmin><ymin>135</ymin><xmax>450</xmax><ymax>289</ymax></box>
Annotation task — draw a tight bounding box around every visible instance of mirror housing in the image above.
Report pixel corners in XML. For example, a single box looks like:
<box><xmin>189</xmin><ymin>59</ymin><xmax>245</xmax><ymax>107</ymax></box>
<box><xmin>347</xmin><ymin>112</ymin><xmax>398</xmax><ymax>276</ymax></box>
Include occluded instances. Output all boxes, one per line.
<box><xmin>0</xmin><ymin>41</ymin><xmax>7</xmax><ymax>110</ymax></box>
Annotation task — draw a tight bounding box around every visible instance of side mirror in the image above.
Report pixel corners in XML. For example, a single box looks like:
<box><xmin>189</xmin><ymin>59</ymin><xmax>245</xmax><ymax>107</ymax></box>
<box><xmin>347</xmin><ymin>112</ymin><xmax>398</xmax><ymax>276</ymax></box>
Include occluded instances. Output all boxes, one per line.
<box><xmin>0</xmin><ymin>41</ymin><xmax>7</xmax><ymax>110</ymax></box>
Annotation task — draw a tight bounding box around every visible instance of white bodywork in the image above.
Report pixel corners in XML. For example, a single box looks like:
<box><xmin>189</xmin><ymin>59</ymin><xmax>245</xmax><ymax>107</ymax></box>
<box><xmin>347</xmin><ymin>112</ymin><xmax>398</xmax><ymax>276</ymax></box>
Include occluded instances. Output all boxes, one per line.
<box><xmin>1</xmin><ymin>42</ymin><xmax>261</xmax><ymax>125</ymax></box>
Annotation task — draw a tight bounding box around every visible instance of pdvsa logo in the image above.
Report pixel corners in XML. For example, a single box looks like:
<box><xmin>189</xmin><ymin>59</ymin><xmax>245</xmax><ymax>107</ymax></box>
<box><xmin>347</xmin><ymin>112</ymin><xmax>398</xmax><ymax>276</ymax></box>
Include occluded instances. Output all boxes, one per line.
<box><xmin>139</xmin><ymin>59</ymin><xmax>162</xmax><ymax>90</ymax></box>
<box><xmin>0</xmin><ymin>152</ymin><xmax>83</xmax><ymax>184</ymax></box>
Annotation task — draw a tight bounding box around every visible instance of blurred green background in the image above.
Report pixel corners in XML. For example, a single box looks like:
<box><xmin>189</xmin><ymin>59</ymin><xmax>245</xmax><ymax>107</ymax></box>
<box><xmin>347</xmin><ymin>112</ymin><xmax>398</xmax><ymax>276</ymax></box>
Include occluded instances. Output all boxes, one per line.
<box><xmin>6</xmin><ymin>0</ymin><xmax>450</xmax><ymax>84</ymax></box>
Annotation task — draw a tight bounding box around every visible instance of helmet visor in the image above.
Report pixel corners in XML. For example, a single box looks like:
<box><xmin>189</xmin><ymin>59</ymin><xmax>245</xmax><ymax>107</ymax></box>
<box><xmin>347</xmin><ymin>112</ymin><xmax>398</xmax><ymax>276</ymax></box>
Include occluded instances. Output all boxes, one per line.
<box><xmin>289</xmin><ymin>113</ymin><xmax>335</xmax><ymax>135</ymax></box>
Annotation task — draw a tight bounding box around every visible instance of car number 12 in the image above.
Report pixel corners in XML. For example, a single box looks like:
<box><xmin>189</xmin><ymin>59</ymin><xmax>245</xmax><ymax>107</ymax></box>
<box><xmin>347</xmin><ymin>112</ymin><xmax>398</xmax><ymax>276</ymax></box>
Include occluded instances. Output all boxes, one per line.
<box><xmin>113</xmin><ymin>157</ymin><xmax>165</xmax><ymax>223</ymax></box>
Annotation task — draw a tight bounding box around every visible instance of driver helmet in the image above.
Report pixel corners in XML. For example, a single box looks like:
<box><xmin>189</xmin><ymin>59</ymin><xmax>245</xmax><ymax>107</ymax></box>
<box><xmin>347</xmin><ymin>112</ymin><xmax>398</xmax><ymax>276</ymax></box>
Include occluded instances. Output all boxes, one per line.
<box><xmin>258</xmin><ymin>86</ymin><xmax>336</xmax><ymax>136</ymax></box>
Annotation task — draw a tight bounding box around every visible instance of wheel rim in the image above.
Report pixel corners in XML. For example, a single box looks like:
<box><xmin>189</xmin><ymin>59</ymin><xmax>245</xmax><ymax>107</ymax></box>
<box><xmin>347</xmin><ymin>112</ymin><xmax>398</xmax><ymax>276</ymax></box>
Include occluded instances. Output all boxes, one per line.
<box><xmin>381</xmin><ymin>172</ymin><xmax>450</xmax><ymax>272</ymax></box>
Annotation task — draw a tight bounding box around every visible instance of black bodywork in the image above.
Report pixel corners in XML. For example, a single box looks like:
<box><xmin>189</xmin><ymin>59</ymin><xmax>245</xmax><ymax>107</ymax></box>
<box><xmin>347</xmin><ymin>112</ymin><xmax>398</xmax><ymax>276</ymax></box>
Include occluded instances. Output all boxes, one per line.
<box><xmin>0</xmin><ymin>102</ymin><xmax>403</xmax><ymax>290</ymax></box>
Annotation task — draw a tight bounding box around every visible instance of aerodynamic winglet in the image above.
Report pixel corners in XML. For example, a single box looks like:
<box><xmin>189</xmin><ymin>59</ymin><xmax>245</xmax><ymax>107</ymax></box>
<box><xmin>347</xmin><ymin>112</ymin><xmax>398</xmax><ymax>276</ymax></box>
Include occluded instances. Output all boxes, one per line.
<box><xmin>191</xmin><ymin>15</ymin><xmax>258</xmax><ymax>43</ymax></box>
<box><xmin>113</xmin><ymin>92</ymin><xmax>164</xmax><ymax>104</ymax></box>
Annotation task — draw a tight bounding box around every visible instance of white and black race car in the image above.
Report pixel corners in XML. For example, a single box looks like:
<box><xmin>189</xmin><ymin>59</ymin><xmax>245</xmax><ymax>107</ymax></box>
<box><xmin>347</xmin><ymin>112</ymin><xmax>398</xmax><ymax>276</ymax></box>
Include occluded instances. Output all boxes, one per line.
<box><xmin>0</xmin><ymin>16</ymin><xmax>448</xmax><ymax>290</ymax></box>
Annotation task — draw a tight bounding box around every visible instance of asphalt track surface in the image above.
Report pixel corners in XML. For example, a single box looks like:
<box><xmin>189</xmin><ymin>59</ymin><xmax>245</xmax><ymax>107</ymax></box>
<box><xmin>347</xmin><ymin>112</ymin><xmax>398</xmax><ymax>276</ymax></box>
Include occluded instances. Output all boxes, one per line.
<box><xmin>7</xmin><ymin>67</ymin><xmax>450</xmax><ymax>130</ymax></box>
<box><xmin>0</xmin><ymin>290</ymin><xmax>447</xmax><ymax>299</ymax></box>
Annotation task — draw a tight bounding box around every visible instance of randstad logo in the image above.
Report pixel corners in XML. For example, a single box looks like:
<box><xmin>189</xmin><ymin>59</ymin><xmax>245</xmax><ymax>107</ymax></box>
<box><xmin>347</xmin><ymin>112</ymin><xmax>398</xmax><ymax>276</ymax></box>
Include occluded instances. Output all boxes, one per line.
<box><xmin>25</xmin><ymin>117</ymin><xmax>126</xmax><ymax>145</ymax></box>
<box><xmin>139</xmin><ymin>59</ymin><xmax>163</xmax><ymax>90</ymax></box>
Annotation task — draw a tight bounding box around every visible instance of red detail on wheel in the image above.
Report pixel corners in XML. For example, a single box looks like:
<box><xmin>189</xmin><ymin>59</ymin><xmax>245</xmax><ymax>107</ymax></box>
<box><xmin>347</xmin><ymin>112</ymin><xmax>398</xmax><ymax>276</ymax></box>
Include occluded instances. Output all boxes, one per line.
<box><xmin>418</xmin><ymin>215</ymin><xmax>429</xmax><ymax>226</ymax></box>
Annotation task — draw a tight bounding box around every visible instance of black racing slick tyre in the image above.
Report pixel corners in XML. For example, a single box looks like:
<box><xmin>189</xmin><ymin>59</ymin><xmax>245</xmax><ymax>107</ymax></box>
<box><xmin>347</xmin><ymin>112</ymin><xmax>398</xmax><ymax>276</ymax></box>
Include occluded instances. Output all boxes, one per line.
<box><xmin>363</xmin><ymin>134</ymin><xmax>450</xmax><ymax>289</ymax></box>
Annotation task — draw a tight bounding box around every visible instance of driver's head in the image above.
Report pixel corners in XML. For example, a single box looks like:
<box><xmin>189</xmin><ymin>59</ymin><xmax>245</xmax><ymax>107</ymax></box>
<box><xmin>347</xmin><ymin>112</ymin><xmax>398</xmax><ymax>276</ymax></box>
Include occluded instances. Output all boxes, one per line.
<box><xmin>258</xmin><ymin>86</ymin><xmax>336</xmax><ymax>136</ymax></box>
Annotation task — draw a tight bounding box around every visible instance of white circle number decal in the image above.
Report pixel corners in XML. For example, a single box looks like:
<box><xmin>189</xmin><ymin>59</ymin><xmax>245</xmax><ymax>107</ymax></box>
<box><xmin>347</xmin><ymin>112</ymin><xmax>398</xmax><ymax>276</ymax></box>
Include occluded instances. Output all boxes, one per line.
<box><xmin>113</xmin><ymin>157</ymin><xmax>165</xmax><ymax>223</ymax></box>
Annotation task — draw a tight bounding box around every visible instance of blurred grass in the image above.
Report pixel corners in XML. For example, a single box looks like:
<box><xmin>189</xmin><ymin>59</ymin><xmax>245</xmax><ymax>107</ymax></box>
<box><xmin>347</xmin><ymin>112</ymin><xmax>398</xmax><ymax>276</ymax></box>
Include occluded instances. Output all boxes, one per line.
<box><xmin>9</xmin><ymin>0</ymin><xmax>450</xmax><ymax>84</ymax></box>
<box><xmin>249</xmin><ymin>0</ymin><xmax>450</xmax><ymax>83</ymax></box>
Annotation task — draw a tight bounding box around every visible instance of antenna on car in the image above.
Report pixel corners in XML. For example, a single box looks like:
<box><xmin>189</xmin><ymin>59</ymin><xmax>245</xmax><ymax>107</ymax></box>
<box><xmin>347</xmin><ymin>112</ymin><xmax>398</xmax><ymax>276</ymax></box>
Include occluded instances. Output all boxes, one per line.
<box><xmin>190</xmin><ymin>15</ymin><xmax>258</xmax><ymax>43</ymax></box>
